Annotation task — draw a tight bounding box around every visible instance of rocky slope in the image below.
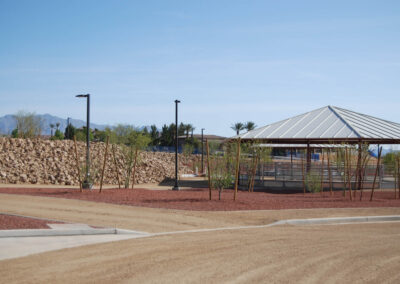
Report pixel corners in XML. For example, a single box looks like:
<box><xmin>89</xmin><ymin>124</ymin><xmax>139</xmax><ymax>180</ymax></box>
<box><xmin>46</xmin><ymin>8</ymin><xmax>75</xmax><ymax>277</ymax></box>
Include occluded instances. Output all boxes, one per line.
<box><xmin>0</xmin><ymin>138</ymin><xmax>199</xmax><ymax>186</ymax></box>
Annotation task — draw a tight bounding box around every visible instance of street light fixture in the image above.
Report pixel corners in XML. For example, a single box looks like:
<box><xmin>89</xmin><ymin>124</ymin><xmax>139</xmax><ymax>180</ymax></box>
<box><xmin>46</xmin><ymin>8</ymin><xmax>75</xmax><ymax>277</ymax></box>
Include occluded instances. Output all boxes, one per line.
<box><xmin>75</xmin><ymin>94</ymin><xmax>92</xmax><ymax>189</ymax></box>
<box><xmin>173</xmin><ymin>99</ymin><xmax>181</xmax><ymax>190</ymax></box>
<box><xmin>201</xmin><ymin>128</ymin><xmax>205</xmax><ymax>174</ymax></box>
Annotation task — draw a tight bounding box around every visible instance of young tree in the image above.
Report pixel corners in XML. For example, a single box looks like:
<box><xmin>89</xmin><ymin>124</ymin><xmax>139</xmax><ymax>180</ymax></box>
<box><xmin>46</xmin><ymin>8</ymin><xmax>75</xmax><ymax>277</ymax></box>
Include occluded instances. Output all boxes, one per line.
<box><xmin>244</xmin><ymin>121</ymin><xmax>257</xmax><ymax>132</ymax></box>
<box><xmin>49</xmin><ymin>123</ymin><xmax>55</xmax><ymax>137</ymax></box>
<box><xmin>209</xmin><ymin>147</ymin><xmax>235</xmax><ymax>200</ymax></box>
<box><xmin>149</xmin><ymin>125</ymin><xmax>159</xmax><ymax>145</ymax></box>
<box><xmin>13</xmin><ymin>111</ymin><xmax>42</xmax><ymax>138</ymax></box>
<box><xmin>51</xmin><ymin>129</ymin><xmax>64</xmax><ymax>140</ymax></box>
<box><xmin>231</xmin><ymin>122</ymin><xmax>244</xmax><ymax>135</ymax></box>
<box><xmin>64</xmin><ymin>123</ymin><xmax>76</xmax><ymax>140</ymax></box>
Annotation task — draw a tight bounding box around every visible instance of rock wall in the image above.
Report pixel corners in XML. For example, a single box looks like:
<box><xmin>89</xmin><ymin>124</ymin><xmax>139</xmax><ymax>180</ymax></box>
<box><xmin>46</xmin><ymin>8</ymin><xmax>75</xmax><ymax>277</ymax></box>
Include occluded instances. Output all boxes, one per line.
<box><xmin>0</xmin><ymin>138</ymin><xmax>200</xmax><ymax>186</ymax></box>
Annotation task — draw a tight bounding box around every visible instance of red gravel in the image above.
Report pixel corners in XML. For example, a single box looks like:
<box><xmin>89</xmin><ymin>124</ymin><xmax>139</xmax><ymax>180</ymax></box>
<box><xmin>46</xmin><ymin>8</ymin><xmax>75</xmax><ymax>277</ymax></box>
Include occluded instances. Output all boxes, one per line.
<box><xmin>0</xmin><ymin>214</ymin><xmax>63</xmax><ymax>230</ymax></box>
<box><xmin>0</xmin><ymin>187</ymin><xmax>399</xmax><ymax>211</ymax></box>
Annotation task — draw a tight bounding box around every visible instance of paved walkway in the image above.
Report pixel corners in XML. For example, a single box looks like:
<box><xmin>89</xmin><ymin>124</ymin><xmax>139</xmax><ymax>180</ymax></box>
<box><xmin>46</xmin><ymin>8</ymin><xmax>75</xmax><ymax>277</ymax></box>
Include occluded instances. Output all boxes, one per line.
<box><xmin>2</xmin><ymin>215</ymin><xmax>400</xmax><ymax>261</ymax></box>
<box><xmin>0</xmin><ymin>234</ymin><xmax>144</xmax><ymax>261</ymax></box>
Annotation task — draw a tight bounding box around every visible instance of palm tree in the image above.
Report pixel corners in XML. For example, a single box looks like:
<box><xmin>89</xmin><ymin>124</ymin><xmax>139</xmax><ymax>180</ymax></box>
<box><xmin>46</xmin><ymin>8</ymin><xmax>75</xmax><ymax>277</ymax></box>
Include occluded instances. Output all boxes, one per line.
<box><xmin>244</xmin><ymin>121</ymin><xmax>256</xmax><ymax>132</ymax></box>
<box><xmin>185</xmin><ymin>124</ymin><xmax>193</xmax><ymax>138</ymax></box>
<box><xmin>49</xmin><ymin>123</ymin><xmax>55</xmax><ymax>137</ymax></box>
<box><xmin>56</xmin><ymin>122</ymin><xmax>60</xmax><ymax>130</ymax></box>
<box><xmin>231</xmin><ymin>122</ymin><xmax>245</xmax><ymax>135</ymax></box>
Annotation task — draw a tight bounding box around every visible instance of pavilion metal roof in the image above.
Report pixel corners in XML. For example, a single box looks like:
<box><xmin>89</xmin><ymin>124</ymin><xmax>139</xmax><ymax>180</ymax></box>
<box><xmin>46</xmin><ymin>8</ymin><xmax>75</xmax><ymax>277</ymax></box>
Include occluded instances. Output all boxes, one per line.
<box><xmin>235</xmin><ymin>106</ymin><xmax>400</xmax><ymax>144</ymax></box>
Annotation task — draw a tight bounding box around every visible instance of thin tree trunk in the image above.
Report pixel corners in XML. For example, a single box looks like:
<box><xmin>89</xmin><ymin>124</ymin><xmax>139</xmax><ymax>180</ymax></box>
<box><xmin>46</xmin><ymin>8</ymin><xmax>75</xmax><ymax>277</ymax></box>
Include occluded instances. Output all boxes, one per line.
<box><xmin>397</xmin><ymin>157</ymin><xmax>400</xmax><ymax>199</ymax></box>
<box><xmin>328</xmin><ymin>149</ymin><xmax>332</xmax><ymax>196</ymax></box>
<box><xmin>73</xmin><ymin>136</ymin><xmax>82</xmax><ymax>192</ymax></box>
<box><xmin>234</xmin><ymin>138</ymin><xmax>241</xmax><ymax>201</ymax></box>
<box><xmin>112</xmin><ymin>144</ymin><xmax>121</xmax><ymax>189</ymax></box>
<box><xmin>249</xmin><ymin>156</ymin><xmax>257</xmax><ymax>192</ymax></box>
<box><xmin>343</xmin><ymin>148</ymin><xmax>348</xmax><ymax>198</ymax></box>
<box><xmin>251</xmin><ymin>156</ymin><xmax>259</xmax><ymax>193</ymax></box>
<box><xmin>206</xmin><ymin>139</ymin><xmax>212</xmax><ymax>200</ymax></box>
<box><xmin>370</xmin><ymin>147</ymin><xmax>382</xmax><ymax>201</ymax></box>
<box><xmin>355</xmin><ymin>143</ymin><xmax>362</xmax><ymax>200</ymax></box>
<box><xmin>99</xmin><ymin>136</ymin><xmax>109</xmax><ymax>193</ymax></box>
<box><xmin>131</xmin><ymin>148</ymin><xmax>139</xmax><ymax>189</ymax></box>
<box><xmin>301</xmin><ymin>151</ymin><xmax>306</xmax><ymax>194</ymax></box>
<box><xmin>320</xmin><ymin>150</ymin><xmax>324</xmax><ymax>195</ymax></box>
<box><xmin>347</xmin><ymin>147</ymin><xmax>354</xmax><ymax>201</ymax></box>
<box><xmin>359</xmin><ymin>153</ymin><xmax>369</xmax><ymax>201</ymax></box>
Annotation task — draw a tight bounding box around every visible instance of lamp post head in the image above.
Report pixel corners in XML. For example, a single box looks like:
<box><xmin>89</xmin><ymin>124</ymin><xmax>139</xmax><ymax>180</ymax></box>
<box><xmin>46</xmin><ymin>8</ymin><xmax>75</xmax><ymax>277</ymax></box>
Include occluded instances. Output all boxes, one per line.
<box><xmin>175</xmin><ymin>99</ymin><xmax>181</xmax><ymax>104</ymax></box>
<box><xmin>76</xmin><ymin>94</ymin><xmax>89</xmax><ymax>98</ymax></box>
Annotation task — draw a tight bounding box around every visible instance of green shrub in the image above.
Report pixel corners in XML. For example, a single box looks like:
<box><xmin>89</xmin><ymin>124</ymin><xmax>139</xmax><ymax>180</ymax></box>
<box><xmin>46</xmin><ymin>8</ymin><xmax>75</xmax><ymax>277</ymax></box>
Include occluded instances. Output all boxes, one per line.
<box><xmin>305</xmin><ymin>171</ymin><xmax>322</xmax><ymax>193</ymax></box>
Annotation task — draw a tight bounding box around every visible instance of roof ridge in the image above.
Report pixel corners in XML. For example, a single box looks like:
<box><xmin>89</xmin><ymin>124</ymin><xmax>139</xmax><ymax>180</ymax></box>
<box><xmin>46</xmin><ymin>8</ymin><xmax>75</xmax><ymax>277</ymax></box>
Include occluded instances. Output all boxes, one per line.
<box><xmin>333</xmin><ymin>105</ymin><xmax>400</xmax><ymax>128</ymax></box>
<box><xmin>329</xmin><ymin>106</ymin><xmax>361</xmax><ymax>138</ymax></box>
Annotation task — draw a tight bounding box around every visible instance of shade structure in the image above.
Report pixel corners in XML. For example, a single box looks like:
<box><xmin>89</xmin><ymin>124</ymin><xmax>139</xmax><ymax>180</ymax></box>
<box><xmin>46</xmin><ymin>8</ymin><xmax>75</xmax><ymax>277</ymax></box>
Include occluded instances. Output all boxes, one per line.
<box><xmin>235</xmin><ymin>106</ymin><xmax>400</xmax><ymax>144</ymax></box>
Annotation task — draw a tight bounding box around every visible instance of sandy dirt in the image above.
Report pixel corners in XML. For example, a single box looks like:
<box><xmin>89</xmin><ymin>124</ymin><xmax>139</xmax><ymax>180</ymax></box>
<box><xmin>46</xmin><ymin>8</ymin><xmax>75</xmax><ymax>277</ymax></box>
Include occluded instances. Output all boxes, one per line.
<box><xmin>1</xmin><ymin>193</ymin><xmax>400</xmax><ymax>283</ymax></box>
<box><xmin>1</xmin><ymin>193</ymin><xmax>400</xmax><ymax>233</ymax></box>
<box><xmin>1</xmin><ymin>223</ymin><xmax>399</xmax><ymax>283</ymax></box>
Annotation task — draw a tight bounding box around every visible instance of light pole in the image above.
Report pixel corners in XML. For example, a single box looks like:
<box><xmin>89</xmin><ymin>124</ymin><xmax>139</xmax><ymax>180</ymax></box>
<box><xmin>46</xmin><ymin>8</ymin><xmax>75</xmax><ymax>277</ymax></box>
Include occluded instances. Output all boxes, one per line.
<box><xmin>201</xmin><ymin>128</ymin><xmax>205</xmax><ymax>174</ymax></box>
<box><xmin>173</xmin><ymin>99</ymin><xmax>181</xmax><ymax>190</ymax></box>
<box><xmin>66</xmin><ymin>117</ymin><xmax>71</xmax><ymax>139</ymax></box>
<box><xmin>76</xmin><ymin>94</ymin><xmax>92</xmax><ymax>189</ymax></box>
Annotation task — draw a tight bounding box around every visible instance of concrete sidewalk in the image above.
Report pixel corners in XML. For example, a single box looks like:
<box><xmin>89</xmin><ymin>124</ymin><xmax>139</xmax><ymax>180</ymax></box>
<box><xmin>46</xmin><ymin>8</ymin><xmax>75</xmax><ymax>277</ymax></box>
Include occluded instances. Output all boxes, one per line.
<box><xmin>0</xmin><ymin>234</ymin><xmax>146</xmax><ymax>261</ymax></box>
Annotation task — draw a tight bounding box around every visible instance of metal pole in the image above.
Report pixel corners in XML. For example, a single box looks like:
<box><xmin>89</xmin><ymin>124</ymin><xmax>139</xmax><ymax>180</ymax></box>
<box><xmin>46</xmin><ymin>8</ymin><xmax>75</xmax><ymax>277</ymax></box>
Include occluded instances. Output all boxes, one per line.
<box><xmin>86</xmin><ymin>94</ymin><xmax>90</xmax><ymax>188</ymax></box>
<box><xmin>76</xmin><ymin>94</ymin><xmax>91</xmax><ymax>189</ymax></box>
<box><xmin>173</xmin><ymin>99</ymin><xmax>180</xmax><ymax>190</ymax></box>
<box><xmin>201</xmin><ymin>128</ymin><xmax>204</xmax><ymax>174</ymax></box>
<box><xmin>66</xmin><ymin>117</ymin><xmax>70</xmax><ymax>139</ymax></box>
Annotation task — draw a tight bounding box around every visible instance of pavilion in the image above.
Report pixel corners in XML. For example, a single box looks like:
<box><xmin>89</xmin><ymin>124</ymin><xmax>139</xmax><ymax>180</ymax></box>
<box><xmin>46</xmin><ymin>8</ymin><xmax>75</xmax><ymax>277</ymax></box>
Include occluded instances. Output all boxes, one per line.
<box><xmin>235</xmin><ymin>105</ymin><xmax>400</xmax><ymax>166</ymax></box>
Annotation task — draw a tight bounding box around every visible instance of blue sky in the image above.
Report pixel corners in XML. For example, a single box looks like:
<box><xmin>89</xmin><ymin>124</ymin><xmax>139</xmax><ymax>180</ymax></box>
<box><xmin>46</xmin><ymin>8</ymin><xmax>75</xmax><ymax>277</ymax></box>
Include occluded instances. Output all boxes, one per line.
<box><xmin>1</xmin><ymin>0</ymin><xmax>400</xmax><ymax>137</ymax></box>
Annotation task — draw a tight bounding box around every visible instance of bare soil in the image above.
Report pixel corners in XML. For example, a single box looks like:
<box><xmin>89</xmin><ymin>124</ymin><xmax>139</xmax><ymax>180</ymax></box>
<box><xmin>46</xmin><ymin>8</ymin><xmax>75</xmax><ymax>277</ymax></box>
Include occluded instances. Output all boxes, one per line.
<box><xmin>1</xmin><ymin>222</ymin><xmax>399</xmax><ymax>284</ymax></box>
<box><xmin>0</xmin><ymin>187</ymin><xmax>399</xmax><ymax>211</ymax></box>
<box><xmin>0</xmin><ymin>214</ymin><xmax>62</xmax><ymax>230</ymax></box>
<box><xmin>0</xmin><ymin>193</ymin><xmax>399</xmax><ymax>283</ymax></box>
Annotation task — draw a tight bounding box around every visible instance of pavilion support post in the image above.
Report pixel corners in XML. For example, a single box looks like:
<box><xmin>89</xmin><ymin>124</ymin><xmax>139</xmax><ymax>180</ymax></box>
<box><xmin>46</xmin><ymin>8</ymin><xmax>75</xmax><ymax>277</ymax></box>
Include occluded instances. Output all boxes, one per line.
<box><xmin>290</xmin><ymin>148</ymin><xmax>293</xmax><ymax>180</ymax></box>
<box><xmin>370</xmin><ymin>146</ymin><xmax>382</xmax><ymax>201</ymax></box>
<box><xmin>307</xmin><ymin>142</ymin><xmax>311</xmax><ymax>172</ymax></box>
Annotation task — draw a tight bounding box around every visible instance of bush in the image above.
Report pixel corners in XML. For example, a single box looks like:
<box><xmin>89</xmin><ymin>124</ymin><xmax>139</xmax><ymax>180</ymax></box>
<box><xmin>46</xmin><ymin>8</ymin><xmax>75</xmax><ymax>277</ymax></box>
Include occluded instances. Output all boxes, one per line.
<box><xmin>305</xmin><ymin>171</ymin><xmax>322</xmax><ymax>193</ymax></box>
<box><xmin>51</xmin><ymin>129</ymin><xmax>64</xmax><ymax>140</ymax></box>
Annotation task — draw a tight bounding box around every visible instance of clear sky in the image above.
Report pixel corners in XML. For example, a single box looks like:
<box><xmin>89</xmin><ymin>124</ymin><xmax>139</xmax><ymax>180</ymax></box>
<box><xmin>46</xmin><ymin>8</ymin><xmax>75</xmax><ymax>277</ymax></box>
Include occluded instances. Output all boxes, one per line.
<box><xmin>1</xmin><ymin>0</ymin><xmax>399</xmax><ymax>137</ymax></box>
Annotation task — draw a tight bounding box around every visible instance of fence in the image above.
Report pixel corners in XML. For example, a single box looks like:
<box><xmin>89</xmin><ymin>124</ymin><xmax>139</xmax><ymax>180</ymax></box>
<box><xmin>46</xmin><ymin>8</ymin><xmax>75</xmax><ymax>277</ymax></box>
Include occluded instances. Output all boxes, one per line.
<box><xmin>238</xmin><ymin>160</ymin><xmax>395</xmax><ymax>191</ymax></box>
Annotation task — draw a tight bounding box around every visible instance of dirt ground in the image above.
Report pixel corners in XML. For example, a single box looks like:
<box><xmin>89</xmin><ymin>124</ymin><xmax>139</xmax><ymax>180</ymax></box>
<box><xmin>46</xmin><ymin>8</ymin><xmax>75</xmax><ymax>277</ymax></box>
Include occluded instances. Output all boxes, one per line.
<box><xmin>0</xmin><ymin>193</ymin><xmax>400</xmax><ymax>283</ymax></box>
<box><xmin>1</xmin><ymin>222</ymin><xmax>399</xmax><ymax>283</ymax></box>
<box><xmin>0</xmin><ymin>214</ymin><xmax>62</xmax><ymax>230</ymax></box>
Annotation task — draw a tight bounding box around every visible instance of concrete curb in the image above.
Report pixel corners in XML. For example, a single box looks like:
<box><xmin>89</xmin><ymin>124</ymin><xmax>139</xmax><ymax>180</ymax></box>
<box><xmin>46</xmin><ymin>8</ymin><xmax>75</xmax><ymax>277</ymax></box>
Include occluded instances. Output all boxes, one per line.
<box><xmin>272</xmin><ymin>215</ymin><xmax>400</xmax><ymax>226</ymax></box>
<box><xmin>0</xmin><ymin>228</ymin><xmax>118</xmax><ymax>238</ymax></box>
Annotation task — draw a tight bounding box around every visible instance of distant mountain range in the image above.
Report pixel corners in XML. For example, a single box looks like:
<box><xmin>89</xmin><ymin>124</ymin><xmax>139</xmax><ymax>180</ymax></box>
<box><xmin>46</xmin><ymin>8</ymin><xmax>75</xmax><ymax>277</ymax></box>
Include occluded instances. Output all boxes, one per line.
<box><xmin>0</xmin><ymin>114</ymin><xmax>109</xmax><ymax>136</ymax></box>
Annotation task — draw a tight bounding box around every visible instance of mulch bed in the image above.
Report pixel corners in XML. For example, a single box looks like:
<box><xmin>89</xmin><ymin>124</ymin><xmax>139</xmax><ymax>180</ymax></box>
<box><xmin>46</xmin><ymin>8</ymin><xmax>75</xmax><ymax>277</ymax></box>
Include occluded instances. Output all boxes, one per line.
<box><xmin>0</xmin><ymin>187</ymin><xmax>399</xmax><ymax>211</ymax></box>
<box><xmin>0</xmin><ymin>214</ymin><xmax>63</xmax><ymax>230</ymax></box>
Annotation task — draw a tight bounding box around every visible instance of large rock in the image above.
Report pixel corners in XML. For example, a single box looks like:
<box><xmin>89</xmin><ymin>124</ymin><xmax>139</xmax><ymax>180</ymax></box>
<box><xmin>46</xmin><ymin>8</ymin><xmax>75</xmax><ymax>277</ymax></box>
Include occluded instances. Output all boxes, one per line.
<box><xmin>0</xmin><ymin>137</ymin><xmax>199</xmax><ymax>186</ymax></box>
